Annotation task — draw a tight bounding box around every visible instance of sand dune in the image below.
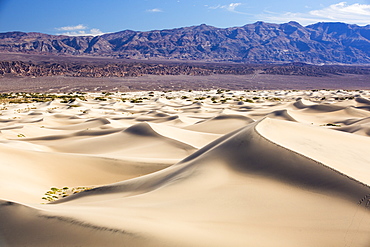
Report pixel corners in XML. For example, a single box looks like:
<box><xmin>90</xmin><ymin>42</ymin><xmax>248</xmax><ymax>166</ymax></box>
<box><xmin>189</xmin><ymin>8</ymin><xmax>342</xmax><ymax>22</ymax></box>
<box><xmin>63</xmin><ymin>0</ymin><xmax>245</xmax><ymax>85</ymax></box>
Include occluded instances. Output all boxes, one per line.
<box><xmin>0</xmin><ymin>89</ymin><xmax>370</xmax><ymax>246</ymax></box>
<box><xmin>184</xmin><ymin>114</ymin><xmax>254</xmax><ymax>134</ymax></box>
<box><xmin>45</xmin><ymin>118</ymin><xmax>111</xmax><ymax>130</ymax></box>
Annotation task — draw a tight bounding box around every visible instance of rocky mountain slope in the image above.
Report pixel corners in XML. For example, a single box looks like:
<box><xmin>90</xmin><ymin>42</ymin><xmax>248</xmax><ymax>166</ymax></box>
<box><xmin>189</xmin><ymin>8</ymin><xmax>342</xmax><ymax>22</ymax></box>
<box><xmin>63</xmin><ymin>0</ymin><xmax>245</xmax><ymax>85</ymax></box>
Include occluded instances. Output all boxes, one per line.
<box><xmin>2</xmin><ymin>60</ymin><xmax>370</xmax><ymax>78</ymax></box>
<box><xmin>1</xmin><ymin>21</ymin><xmax>370</xmax><ymax>64</ymax></box>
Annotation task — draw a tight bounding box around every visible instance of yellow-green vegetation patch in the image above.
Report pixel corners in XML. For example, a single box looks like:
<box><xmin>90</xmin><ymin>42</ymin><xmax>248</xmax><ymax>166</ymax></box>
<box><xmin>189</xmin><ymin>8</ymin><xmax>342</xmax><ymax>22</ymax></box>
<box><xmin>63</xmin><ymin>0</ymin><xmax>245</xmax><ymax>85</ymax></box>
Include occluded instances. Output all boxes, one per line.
<box><xmin>94</xmin><ymin>97</ymin><xmax>107</xmax><ymax>101</ymax></box>
<box><xmin>130</xmin><ymin>98</ymin><xmax>144</xmax><ymax>103</ymax></box>
<box><xmin>42</xmin><ymin>186</ymin><xmax>93</xmax><ymax>203</ymax></box>
<box><xmin>0</xmin><ymin>92</ymin><xmax>86</xmax><ymax>104</ymax></box>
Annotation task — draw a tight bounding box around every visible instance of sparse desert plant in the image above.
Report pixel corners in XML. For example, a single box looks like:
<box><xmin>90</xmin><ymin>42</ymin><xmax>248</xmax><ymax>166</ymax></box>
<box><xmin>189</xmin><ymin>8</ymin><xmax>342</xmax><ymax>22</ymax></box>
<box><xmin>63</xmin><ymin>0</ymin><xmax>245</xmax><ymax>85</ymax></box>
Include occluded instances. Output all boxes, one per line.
<box><xmin>130</xmin><ymin>98</ymin><xmax>143</xmax><ymax>103</ymax></box>
<box><xmin>102</xmin><ymin>92</ymin><xmax>113</xmax><ymax>96</ymax></box>
<box><xmin>17</xmin><ymin>133</ymin><xmax>26</xmax><ymax>138</ymax></box>
<box><xmin>269</xmin><ymin>97</ymin><xmax>281</xmax><ymax>101</ymax></box>
<box><xmin>0</xmin><ymin>92</ymin><xmax>80</xmax><ymax>104</ymax></box>
<box><xmin>94</xmin><ymin>97</ymin><xmax>107</xmax><ymax>101</ymax></box>
<box><xmin>323</xmin><ymin>123</ymin><xmax>341</xmax><ymax>127</ymax></box>
<box><xmin>42</xmin><ymin>186</ymin><xmax>93</xmax><ymax>203</ymax></box>
<box><xmin>59</xmin><ymin>95</ymin><xmax>86</xmax><ymax>103</ymax></box>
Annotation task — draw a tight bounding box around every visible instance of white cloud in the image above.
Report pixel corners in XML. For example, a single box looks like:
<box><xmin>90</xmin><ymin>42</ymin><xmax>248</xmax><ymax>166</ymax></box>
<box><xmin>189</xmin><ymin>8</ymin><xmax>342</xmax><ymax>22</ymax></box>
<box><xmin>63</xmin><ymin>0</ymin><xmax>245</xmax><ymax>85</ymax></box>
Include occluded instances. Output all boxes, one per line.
<box><xmin>146</xmin><ymin>8</ymin><xmax>163</xmax><ymax>12</ymax></box>
<box><xmin>90</xmin><ymin>28</ymin><xmax>104</xmax><ymax>35</ymax></box>
<box><xmin>55</xmin><ymin>24</ymin><xmax>104</xmax><ymax>36</ymax></box>
<box><xmin>57</xmin><ymin>28</ymin><xmax>104</xmax><ymax>36</ymax></box>
<box><xmin>55</xmin><ymin>24</ymin><xmax>87</xmax><ymax>31</ymax></box>
<box><xmin>209</xmin><ymin>3</ymin><xmax>244</xmax><ymax>14</ymax></box>
<box><xmin>226</xmin><ymin>3</ymin><xmax>242</xmax><ymax>12</ymax></box>
<box><xmin>261</xmin><ymin>2</ymin><xmax>370</xmax><ymax>26</ymax></box>
<box><xmin>209</xmin><ymin>4</ymin><xmax>221</xmax><ymax>10</ymax></box>
<box><xmin>310</xmin><ymin>2</ymin><xmax>370</xmax><ymax>20</ymax></box>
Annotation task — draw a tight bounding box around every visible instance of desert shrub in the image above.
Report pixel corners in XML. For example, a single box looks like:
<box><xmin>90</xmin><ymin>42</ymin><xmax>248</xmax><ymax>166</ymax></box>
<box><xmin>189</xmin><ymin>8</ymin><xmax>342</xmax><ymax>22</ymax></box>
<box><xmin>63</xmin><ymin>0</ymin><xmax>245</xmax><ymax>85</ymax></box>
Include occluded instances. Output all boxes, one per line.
<box><xmin>94</xmin><ymin>97</ymin><xmax>107</xmax><ymax>101</ymax></box>
<box><xmin>324</xmin><ymin>123</ymin><xmax>341</xmax><ymax>127</ymax></box>
<box><xmin>130</xmin><ymin>98</ymin><xmax>143</xmax><ymax>103</ymax></box>
<box><xmin>42</xmin><ymin>186</ymin><xmax>93</xmax><ymax>202</ymax></box>
<box><xmin>102</xmin><ymin>92</ymin><xmax>113</xmax><ymax>96</ymax></box>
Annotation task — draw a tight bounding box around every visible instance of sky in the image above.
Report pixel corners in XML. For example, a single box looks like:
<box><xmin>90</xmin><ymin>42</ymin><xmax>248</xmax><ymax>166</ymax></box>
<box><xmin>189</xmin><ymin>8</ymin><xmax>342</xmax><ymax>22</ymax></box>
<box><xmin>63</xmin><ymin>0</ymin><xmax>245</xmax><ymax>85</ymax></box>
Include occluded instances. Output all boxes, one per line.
<box><xmin>0</xmin><ymin>0</ymin><xmax>370</xmax><ymax>36</ymax></box>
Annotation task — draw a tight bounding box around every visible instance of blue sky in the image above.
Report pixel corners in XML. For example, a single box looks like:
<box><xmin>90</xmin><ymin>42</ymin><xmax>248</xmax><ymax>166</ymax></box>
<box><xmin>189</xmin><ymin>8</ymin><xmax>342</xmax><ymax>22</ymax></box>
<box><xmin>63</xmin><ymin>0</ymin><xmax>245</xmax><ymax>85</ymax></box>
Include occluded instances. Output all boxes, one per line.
<box><xmin>0</xmin><ymin>0</ymin><xmax>370</xmax><ymax>35</ymax></box>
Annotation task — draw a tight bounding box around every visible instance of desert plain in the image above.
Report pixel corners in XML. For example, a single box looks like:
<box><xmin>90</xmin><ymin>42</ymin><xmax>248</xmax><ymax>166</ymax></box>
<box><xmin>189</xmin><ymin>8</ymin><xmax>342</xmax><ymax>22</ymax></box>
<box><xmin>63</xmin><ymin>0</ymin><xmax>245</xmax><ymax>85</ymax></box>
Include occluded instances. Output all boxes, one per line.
<box><xmin>0</xmin><ymin>88</ymin><xmax>370</xmax><ymax>246</ymax></box>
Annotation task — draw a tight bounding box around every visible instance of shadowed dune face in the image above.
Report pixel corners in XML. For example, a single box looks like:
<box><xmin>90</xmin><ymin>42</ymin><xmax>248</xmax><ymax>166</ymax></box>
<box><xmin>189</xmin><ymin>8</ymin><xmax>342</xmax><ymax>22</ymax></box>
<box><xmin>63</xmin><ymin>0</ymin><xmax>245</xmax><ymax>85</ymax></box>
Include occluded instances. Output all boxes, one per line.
<box><xmin>0</xmin><ymin>89</ymin><xmax>370</xmax><ymax>246</ymax></box>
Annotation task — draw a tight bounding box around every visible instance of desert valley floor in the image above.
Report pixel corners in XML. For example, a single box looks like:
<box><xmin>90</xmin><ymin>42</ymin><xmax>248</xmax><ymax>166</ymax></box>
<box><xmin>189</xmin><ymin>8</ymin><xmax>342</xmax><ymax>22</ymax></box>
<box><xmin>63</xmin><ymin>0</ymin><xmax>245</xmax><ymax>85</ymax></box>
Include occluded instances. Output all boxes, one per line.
<box><xmin>0</xmin><ymin>89</ymin><xmax>370</xmax><ymax>246</ymax></box>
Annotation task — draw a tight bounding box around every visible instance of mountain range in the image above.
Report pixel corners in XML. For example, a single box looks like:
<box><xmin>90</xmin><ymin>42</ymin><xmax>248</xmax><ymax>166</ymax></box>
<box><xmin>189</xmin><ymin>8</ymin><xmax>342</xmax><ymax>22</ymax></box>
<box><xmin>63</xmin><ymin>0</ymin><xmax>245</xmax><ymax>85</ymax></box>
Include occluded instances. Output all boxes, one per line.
<box><xmin>1</xmin><ymin>21</ymin><xmax>370</xmax><ymax>64</ymax></box>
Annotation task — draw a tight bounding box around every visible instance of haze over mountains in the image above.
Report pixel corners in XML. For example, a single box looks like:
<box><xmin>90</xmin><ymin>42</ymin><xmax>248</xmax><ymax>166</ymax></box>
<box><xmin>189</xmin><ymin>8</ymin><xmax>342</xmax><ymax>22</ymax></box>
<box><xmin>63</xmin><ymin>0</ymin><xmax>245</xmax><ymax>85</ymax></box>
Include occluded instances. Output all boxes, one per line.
<box><xmin>1</xmin><ymin>21</ymin><xmax>370</xmax><ymax>64</ymax></box>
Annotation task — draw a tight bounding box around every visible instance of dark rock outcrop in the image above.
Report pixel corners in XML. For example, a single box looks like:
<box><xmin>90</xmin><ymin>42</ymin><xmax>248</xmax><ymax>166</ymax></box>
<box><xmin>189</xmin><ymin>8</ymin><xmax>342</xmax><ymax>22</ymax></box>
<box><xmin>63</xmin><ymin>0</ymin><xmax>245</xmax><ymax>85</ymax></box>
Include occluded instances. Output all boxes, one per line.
<box><xmin>1</xmin><ymin>60</ymin><xmax>370</xmax><ymax>78</ymax></box>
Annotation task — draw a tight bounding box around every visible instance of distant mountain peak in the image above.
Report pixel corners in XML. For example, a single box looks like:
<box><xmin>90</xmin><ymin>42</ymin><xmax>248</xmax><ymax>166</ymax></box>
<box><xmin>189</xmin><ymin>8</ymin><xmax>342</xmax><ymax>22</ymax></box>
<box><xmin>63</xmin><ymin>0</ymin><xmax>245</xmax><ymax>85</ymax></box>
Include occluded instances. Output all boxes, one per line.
<box><xmin>1</xmin><ymin>21</ymin><xmax>370</xmax><ymax>64</ymax></box>
<box><xmin>192</xmin><ymin>23</ymin><xmax>216</xmax><ymax>30</ymax></box>
<box><xmin>286</xmin><ymin>21</ymin><xmax>302</xmax><ymax>26</ymax></box>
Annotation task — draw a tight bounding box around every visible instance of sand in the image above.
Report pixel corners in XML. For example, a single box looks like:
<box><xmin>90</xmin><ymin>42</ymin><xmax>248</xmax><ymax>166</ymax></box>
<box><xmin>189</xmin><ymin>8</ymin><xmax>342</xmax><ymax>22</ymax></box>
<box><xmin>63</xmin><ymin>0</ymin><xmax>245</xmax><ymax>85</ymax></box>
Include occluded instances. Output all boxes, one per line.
<box><xmin>0</xmin><ymin>89</ymin><xmax>370</xmax><ymax>246</ymax></box>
